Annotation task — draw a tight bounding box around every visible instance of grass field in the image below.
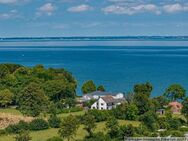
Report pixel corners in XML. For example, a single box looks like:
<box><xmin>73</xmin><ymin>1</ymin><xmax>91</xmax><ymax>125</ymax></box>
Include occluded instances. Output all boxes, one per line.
<box><xmin>0</xmin><ymin>108</ymin><xmax>22</xmax><ymax>116</ymax></box>
<box><xmin>0</xmin><ymin>108</ymin><xmax>141</xmax><ymax>141</ymax></box>
<box><xmin>0</xmin><ymin>120</ymin><xmax>140</xmax><ymax>141</ymax></box>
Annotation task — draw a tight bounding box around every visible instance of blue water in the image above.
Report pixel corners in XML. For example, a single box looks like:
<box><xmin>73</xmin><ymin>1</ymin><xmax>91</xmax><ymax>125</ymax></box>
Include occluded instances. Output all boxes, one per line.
<box><xmin>0</xmin><ymin>40</ymin><xmax>188</xmax><ymax>96</ymax></box>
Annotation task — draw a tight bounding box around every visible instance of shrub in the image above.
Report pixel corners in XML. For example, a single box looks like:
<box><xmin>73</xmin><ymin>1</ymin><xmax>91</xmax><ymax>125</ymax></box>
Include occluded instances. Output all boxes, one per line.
<box><xmin>87</xmin><ymin>110</ymin><xmax>109</xmax><ymax>122</ymax></box>
<box><xmin>46</xmin><ymin>136</ymin><xmax>63</xmax><ymax>141</ymax></box>
<box><xmin>6</xmin><ymin>121</ymin><xmax>29</xmax><ymax>134</ymax></box>
<box><xmin>48</xmin><ymin>115</ymin><xmax>61</xmax><ymax>128</ymax></box>
<box><xmin>15</xmin><ymin>130</ymin><xmax>31</xmax><ymax>141</ymax></box>
<box><xmin>0</xmin><ymin>129</ymin><xmax>6</xmax><ymax>136</ymax></box>
<box><xmin>29</xmin><ymin>119</ymin><xmax>49</xmax><ymax>130</ymax></box>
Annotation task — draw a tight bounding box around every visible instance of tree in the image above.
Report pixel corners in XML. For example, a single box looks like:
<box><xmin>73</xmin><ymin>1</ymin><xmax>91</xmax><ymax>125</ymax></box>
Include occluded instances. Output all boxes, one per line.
<box><xmin>134</xmin><ymin>82</ymin><xmax>153</xmax><ymax>97</ymax></box>
<box><xmin>81</xmin><ymin>80</ymin><xmax>96</xmax><ymax>94</ymax></box>
<box><xmin>15</xmin><ymin>130</ymin><xmax>31</xmax><ymax>141</ymax></box>
<box><xmin>182</xmin><ymin>97</ymin><xmax>188</xmax><ymax>122</ymax></box>
<box><xmin>0</xmin><ymin>89</ymin><xmax>14</xmax><ymax>107</ymax></box>
<box><xmin>139</xmin><ymin>111</ymin><xmax>158</xmax><ymax>131</ymax></box>
<box><xmin>83</xmin><ymin>113</ymin><xmax>96</xmax><ymax>138</ymax></box>
<box><xmin>134</xmin><ymin>93</ymin><xmax>150</xmax><ymax>115</ymax></box>
<box><xmin>0</xmin><ymin>64</ymin><xmax>9</xmax><ymax>78</ymax></box>
<box><xmin>43</xmin><ymin>80</ymin><xmax>76</xmax><ymax>102</ymax></box>
<box><xmin>106</xmin><ymin>116</ymin><xmax>119</xmax><ymax>138</ymax></box>
<box><xmin>18</xmin><ymin>82</ymin><xmax>49</xmax><ymax>116</ymax></box>
<box><xmin>119</xmin><ymin>124</ymin><xmax>135</xmax><ymax>139</ymax></box>
<box><xmin>58</xmin><ymin>115</ymin><xmax>79</xmax><ymax>141</ymax></box>
<box><xmin>125</xmin><ymin>103</ymin><xmax>138</xmax><ymax>120</ymax></box>
<box><xmin>97</xmin><ymin>85</ymin><xmax>105</xmax><ymax>92</ymax></box>
<box><xmin>164</xmin><ymin>84</ymin><xmax>186</xmax><ymax>101</ymax></box>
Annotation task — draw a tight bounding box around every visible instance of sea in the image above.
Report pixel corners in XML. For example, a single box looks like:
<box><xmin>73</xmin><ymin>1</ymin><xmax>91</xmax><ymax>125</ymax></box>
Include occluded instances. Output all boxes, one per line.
<box><xmin>0</xmin><ymin>36</ymin><xmax>188</xmax><ymax>96</ymax></box>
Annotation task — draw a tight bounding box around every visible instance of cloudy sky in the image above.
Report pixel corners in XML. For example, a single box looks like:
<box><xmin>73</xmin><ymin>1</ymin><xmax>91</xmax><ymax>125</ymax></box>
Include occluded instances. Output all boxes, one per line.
<box><xmin>0</xmin><ymin>0</ymin><xmax>188</xmax><ymax>37</ymax></box>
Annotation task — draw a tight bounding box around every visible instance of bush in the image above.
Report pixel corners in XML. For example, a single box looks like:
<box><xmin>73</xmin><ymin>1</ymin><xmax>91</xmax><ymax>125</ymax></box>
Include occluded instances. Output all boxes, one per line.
<box><xmin>29</xmin><ymin>119</ymin><xmax>49</xmax><ymax>130</ymax></box>
<box><xmin>6</xmin><ymin>121</ymin><xmax>30</xmax><ymax>134</ymax></box>
<box><xmin>48</xmin><ymin>115</ymin><xmax>61</xmax><ymax>128</ymax></box>
<box><xmin>15</xmin><ymin>130</ymin><xmax>31</xmax><ymax>141</ymax></box>
<box><xmin>0</xmin><ymin>129</ymin><xmax>6</xmax><ymax>136</ymax></box>
<box><xmin>87</xmin><ymin>110</ymin><xmax>110</xmax><ymax>122</ymax></box>
<box><xmin>46</xmin><ymin>136</ymin><xmax>63</xmax><ymax>141</ymax></box>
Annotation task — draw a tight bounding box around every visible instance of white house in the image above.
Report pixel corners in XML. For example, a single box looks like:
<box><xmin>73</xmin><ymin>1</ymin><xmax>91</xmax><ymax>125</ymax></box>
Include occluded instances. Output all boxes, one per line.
<box><xmin>82</xmin><ymin>91</ymin><xmax>124</xmax><ymax>102</ymax></box>
<box><xmin>91</xmin><ymin>96</ymin><xmax>125</xmax><ymax>110</ymax></box>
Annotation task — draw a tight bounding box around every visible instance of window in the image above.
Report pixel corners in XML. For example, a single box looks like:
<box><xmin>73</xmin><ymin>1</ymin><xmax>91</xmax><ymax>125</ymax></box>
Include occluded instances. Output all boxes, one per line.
<box><xmin>101</xmin><ymin>103</ymin><xmax>104</xmax><ymax>106</ymax></box>
<box><xmin>101</xmin><ymin>107</ymin><xmax>103</xmax><ymax>110</ymax></box>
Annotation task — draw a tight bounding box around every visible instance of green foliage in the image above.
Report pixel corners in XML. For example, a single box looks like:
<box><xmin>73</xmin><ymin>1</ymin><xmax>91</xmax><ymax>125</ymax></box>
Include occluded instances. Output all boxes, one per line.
<box><xmin>0</xmin><ymin>89</ymin><xmax>14</xmax><ymax>107</ymax></box>
<box><xmin>87</xmin><ymin>109</ymin><xmax>110</xmax><ymax>122</ymax></box>
<box><xmin>81</xmin><ymin>80</ymin><xmax>96</xmax><ymax>94</ymax></box>
<box><xmin>18</xmin><ymin>82</ymin><xmax>49</xmax><ymax>116</ymax></box>
<box><xmin>82</xmin><ymin>113</ymin><xmax>96</xmax><ymax>137</ymax></box>
<box><xmin>43</xmin><ymin>80</ymin><xmax>76</xmax><ymax>102</ymax></box>
<box><xmin>106</xmin><ymin>116</ymin><xmax>119</xmax><ymax>138</ymax></box>
<box><xmin>0</xmin><ymin>64</ymin><xmax>10</xmax><ymax>78</ymax></box>
<box><xmin>134</xmin><ymin>82</ymin><xmax>153</xmax><ymax>97</ymax></box>
<box><xmin>48</xmin><ymin>115</ymin><xmax>61</xmax><ymax>128</ymax></box>
<box><xmin>97</xmin><ymin>85</ymin><xmax>105</xmax><ymax>92</ymax></box>
<box><xmin>14</xmin><ymin>130</ymin><xmax>31</xmax><ymax>141</ymax></box>
<box><xmin>46</xmin><ymin>136</ymin><xmax>64</xmax><ymax>141</ymax></box>
<box><xmin>139</xmin><ymin>111</ymin><xmax>159</xmax><ymax>131</ymax></box>
<box><xmin>83</xmin><ymin>99</ymin><xmax>97</xmax><ymax>108</ymax></box>
<box><xmin>119</xmin><ymin>124</ymin><xmax>135</xmax><ymax>139</ymax></box>
<box><xmin>164</xmin><ymin>84</ymin><xmax>186</xmax><ymax>101</ymax></box>
<box><xmin>0</xmin><ymin>129</ymin><xmax>6</xmax><ymax>136</ymax></box>
<box><xmin>29</xmin><ymin>119</ymin><xmax>49</xmax><ymax>131</ymax></box>
<box><xmin>112</xmin><ymin>103</ymin><xmax>138</xmax><ymax>120</ymax></box>
<box><xmin>83</xmin><ymin>132</ymin><xmax>114</xmax><ymax>141</ymax></box>
<box><xmin>134</xmin><ymin>93</ymin><xmax>150</xmax><ymax>115</ymax></box>
<box><xmin>182</xmin><ymin>97</ymin><xmax>188</xmax><ymax>121</ymax></box>
<box><xmin>6</xmin><ymin>121</ymin><xmax>30</xmax><ymax>134</ymax></box>
<box><xmin>59</xmin><ymin>115</ymin><xmax>79</xmax><ymax>141</ymax></box>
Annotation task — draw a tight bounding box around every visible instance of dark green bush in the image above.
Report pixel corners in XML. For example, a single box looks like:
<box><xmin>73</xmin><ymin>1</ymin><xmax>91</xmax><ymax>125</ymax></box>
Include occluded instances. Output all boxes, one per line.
<box><xmin>0</xmin><ymin>129</ymin><xmax>6</xmax><ymax>136</ymax></box>
<box><xmin>48</xmin><ymin>115</ymin><xmax>61</xmax><ymax>128</ymax></box>
<box><xmin>29</xmin><ymin>119</ymin><xmax>49</xmax><ymax>130</ymax></box>
<box><xmin>57</xmin><ymin>107</ymin><xmax>83</xmax><ymax>114</ymax></box>
<box><xmin>87</xmin><ymin>110</ymin><xmax>110</xmax><ymax>122</ymax></box>
<box><xmin>46</xmin><ymin>136</ymin><xmax>63</xmax><ymax>141</ymax></box>
<box><xmin>6</xmin><ymin>121</ymin><xmax>30</xmax><ymax>134</ymax></box>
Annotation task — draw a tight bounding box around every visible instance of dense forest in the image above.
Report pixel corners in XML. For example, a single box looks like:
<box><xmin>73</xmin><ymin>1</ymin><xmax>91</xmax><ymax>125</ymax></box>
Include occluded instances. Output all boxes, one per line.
<box><xmin>0</xmin><ymin>63</ymin><xmax>77</xmax><ymax>116</ymax></box>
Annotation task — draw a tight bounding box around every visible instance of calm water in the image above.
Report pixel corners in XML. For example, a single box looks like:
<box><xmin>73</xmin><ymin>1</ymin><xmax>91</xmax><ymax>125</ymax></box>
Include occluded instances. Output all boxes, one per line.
<box><xmin>0</xmin><ymin>40</ymin><xmax>188</xmax><ymax>96</ymax></box>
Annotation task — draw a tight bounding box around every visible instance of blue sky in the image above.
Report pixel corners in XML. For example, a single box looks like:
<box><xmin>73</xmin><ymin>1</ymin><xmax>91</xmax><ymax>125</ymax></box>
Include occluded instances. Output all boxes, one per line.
<box><xmin>0</xmin><ymin>0</ymin><xmax>188</xmax><ymax>37</ymax></box>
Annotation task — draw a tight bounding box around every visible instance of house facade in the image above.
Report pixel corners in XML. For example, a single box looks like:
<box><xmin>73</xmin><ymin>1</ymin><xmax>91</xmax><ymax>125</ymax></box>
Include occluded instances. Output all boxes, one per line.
<box><xmin>91</xmin><ymin>96</ymin><xmax>124</xmax><ymax>110</ymax></box>
<box><xmin>168</xmin><ymin>101</ymin><xmax>183</xmax><ymax>114</ymax></box>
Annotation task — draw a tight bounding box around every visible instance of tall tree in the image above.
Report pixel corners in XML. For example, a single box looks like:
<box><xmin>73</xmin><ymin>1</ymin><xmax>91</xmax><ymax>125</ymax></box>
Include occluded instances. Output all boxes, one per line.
<box><xmin>59</xmin><ymin>115</ymin><xmax>79</xmax><ymax>141</ymax></box>
<box><xmin>18</xmin><ymin>82</ymin><xmax>49</xmax><ymax>116</ymax></box>
<box><xmin>0</xmin><ymin>89</ymin><xmax>14</xmax><ymax>107</ymax></box>
<box><xmin>0</xmin><ymin>64</ymin><xmax>9</xmax><ymax>78</ymax></box>
<box><xmin>134</xmin><ymin>93</ymin><xmax>150</xmax><ymax>115</ymax></box>
<box><xmin>81</xmin><ymin>80</ymin><xmax>96</xmax><ymax>94</ymax></box>
<box><xmin>83</xmin><ymin>113</ymin><xmax>96</xmax><ymax>138</ymax></box>
<box><xmin>97</xmin><ymin>85</ymin><xmax>105</xmax><ymax>92</ymax></box>
<box><xmin>134</xmin><ymin>82</ymin><xmax>153</xmax><ymax>97</ymax></box>
<box><xmin>164</xmin><ymin>84</ymin><xmax>186</xmax><ymax>101</ymax></box>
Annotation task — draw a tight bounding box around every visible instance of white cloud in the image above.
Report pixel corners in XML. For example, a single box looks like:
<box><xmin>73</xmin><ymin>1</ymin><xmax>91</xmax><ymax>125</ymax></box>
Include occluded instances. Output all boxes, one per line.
<box><xmin>163</xmin><ymin>3</ymin><xmax>188</xmax><ymax>13</ymax></box>
<box><xmin>67</xmin><ymin>4</ymin><xmax>92</xmax><ymax>12</ymax></box>
<box><xmin>37</xmin><ymin>3</ymin><xmax>56</xmax><ymax>16</ymax></box>
<box><xmin>102</xmin><ymin>4</ymin><xmax>160</xmax><ymax>15</ymax></box>
<box><xmin>0</xmin><ymin>10</ymin><xmax>18</xmax><ymax>20</ymax></box>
